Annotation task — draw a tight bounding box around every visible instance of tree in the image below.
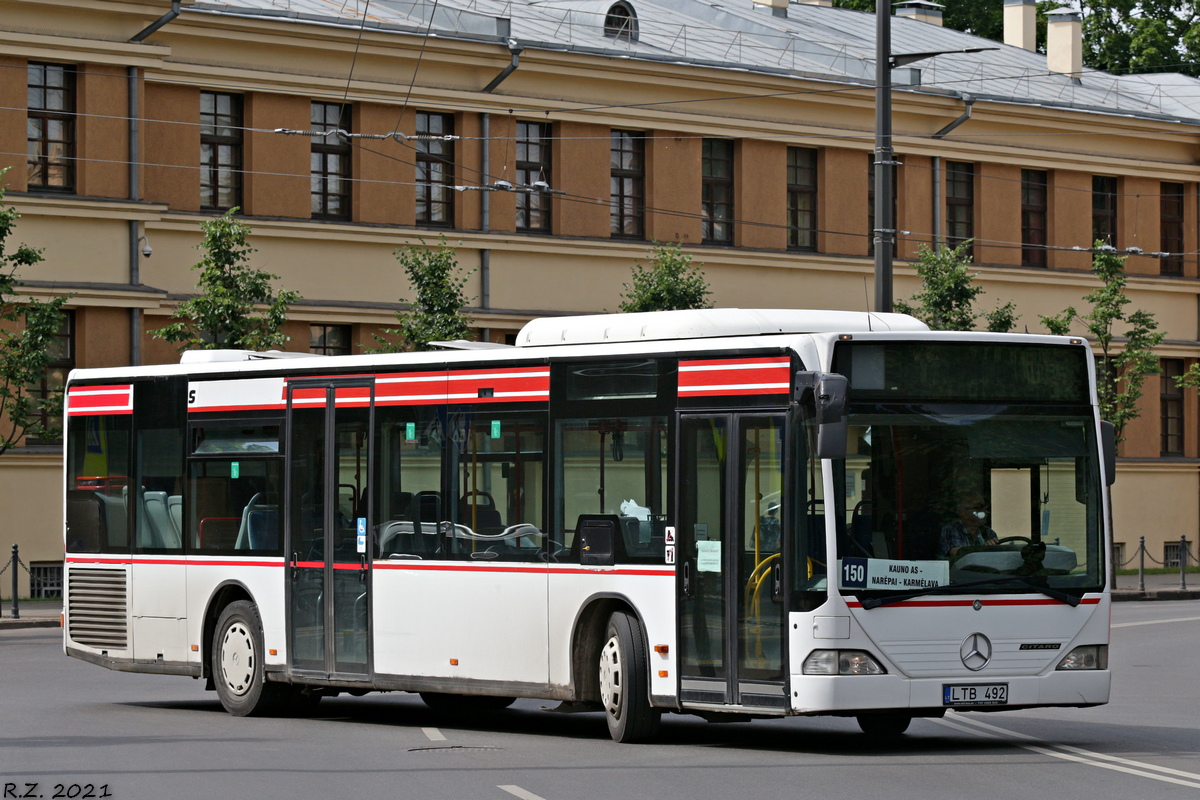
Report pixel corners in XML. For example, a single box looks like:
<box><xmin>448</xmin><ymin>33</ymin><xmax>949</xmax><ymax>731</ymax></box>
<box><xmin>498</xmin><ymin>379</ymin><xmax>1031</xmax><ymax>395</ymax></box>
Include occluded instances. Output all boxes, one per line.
<box><xmin>374</xmin><ymin>236</ymin><xmax>474</xmax><ymax>352</ymax></box>
<box><xmin>1040</xmin><ymin>243</ymin><xmax>1165</xmax><ymax>441</ymax></box>
<box><xmin>618</xmin><ymin>242</ymin><xmax>712</xmax><ymax>313</ymax></box>
<box><xmin>893</xmin><ymin>241</ymin><xmax>1018</xmax><ymax>332</ymax></box>
<box><xmin>154</xmin><ymin>209</ymin><xmax>300</xmax><ymax>352</ymax></box>
<box><xmin>1081</xmin><ymin>0</ymin><xmax>1200</xmax><ymax>78</ymax></box>
<box><xmin>833</xmin><ymin>0</ymin><xmax>1200</xmax><ymax>79</ymax></box>
<box><xmin>0</xmin><ymin>178</ymin><xmax>70</xmax><ymax>455</ymax></box>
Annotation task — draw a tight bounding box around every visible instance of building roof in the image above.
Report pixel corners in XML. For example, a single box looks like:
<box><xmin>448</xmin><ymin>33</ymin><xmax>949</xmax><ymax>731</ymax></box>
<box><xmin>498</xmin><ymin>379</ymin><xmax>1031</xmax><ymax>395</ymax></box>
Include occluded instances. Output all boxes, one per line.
<box><xmin>186</xmin><ymin>0</ymin><xmax>1200</xmax><ymax>125</ymax></box>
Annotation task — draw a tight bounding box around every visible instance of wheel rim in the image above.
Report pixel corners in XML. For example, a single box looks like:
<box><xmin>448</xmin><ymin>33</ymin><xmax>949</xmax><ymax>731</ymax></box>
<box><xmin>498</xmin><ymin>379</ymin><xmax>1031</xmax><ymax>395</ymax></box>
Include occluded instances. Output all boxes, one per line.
<box><xmin>219</xmin><ymin>621</ymin><xmax>256</xmax><ymax>698</ymax></box>
<box><xmin>599</xmin><ymin>634</ymin><xmax>622</xmax><ymax>720</ymax></box>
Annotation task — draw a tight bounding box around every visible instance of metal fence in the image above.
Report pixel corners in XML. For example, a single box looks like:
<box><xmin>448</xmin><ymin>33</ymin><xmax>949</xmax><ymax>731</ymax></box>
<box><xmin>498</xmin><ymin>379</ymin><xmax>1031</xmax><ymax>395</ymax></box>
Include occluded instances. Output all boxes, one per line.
<box><xmin>1113</xmin><ymin>536</ymin><xmax>1198</xmax><ymax>592</ymax></box>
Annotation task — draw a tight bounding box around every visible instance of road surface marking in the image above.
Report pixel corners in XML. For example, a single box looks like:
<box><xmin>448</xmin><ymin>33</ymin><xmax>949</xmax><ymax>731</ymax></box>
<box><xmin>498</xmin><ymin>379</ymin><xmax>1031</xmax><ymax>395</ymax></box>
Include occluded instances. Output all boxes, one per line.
<box><xmin>1112</xmin><ymin>615</ymin><xmax>1200</xmax><ymax>628</ymax></box>
<box><xmin>422</xmin><ymin>727</ymin><xmax>447</xmax><ymax>741</ymax></box>
<box><xmin>934</xmin><ymin>714</ymin><xmax>1200</xmax><ymax>789</ymax></box>
<box><xmin>498</xmin><ymin>786</ymin><xmax>547</xmax><ymax>800</ymax></box>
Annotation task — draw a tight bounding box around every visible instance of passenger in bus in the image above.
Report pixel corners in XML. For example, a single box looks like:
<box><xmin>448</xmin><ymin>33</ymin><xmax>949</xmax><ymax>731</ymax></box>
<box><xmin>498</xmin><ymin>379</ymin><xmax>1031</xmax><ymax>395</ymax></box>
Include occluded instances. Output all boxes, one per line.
<box><xmin>937</xmin><ymin>491</ymin><xmax>999</xmax><ymax>559</ymax></box>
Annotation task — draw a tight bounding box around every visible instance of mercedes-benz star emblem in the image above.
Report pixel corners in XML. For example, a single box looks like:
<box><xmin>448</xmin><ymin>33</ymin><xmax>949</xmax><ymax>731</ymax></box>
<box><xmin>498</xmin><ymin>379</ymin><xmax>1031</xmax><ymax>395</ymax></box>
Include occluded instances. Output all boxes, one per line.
<box><xmin>960</xmin><ymin>632</ymin><xmax>992</xmax><ymax>671</ymax></box>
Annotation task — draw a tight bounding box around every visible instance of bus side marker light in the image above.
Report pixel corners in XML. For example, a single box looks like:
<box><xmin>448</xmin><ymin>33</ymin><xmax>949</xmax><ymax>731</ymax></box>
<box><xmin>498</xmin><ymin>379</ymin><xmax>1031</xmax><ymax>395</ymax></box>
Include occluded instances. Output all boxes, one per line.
<box><xmin>191</xmin><ymin>645</ymin><xmax>199</xmax><ymax>652</ymax></box>
<box><xmin>450</xmin><ymin>658</ymin><xmax>459</xmax><ymax>666</ymax></box>
<box><xmin>269</xmin><ymin>649</ymin><xmax>277</xmax><ymax>656</ymax></box>
<box><xmin>654</xmin><ymin>645</ymin><xmax>669</xmax><ymax>655</ymax></box>
<box><xmin>658</xmin><ymin>670</ymin><xmax>669</xmax><ymax>678</ymax></box>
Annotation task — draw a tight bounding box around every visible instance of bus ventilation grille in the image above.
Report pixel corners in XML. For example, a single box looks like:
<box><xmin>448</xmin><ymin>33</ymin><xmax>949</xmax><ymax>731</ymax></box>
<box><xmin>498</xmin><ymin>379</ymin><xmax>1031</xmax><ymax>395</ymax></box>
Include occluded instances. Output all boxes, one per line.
<box><xmin>67</xmin><ymin>568</ymin><xmax>129</xmax><ymax>650</ymax></box>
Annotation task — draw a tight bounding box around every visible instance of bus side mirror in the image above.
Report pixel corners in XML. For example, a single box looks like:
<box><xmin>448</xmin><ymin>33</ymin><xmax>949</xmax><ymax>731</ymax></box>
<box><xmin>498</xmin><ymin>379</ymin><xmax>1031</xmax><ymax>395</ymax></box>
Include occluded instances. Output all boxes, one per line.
<box><xmin>1100</xmin><ymin>421</ymin><xmax>1116</xmax><ymax>486</ymax></box>
<box><xmin>796</xmin><ymin>372</ymin><xmax>848</xmax><ymax>460</ymax></box>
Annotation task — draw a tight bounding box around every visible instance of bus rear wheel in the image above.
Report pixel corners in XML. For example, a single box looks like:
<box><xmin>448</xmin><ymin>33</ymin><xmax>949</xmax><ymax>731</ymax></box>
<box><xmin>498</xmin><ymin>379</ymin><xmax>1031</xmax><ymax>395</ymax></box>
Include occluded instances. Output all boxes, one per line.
<box><xmin>599</xmin><ymin>611</ymin><xmax>660</xmax><ymax>743</ymax></box>
<box><xmin>856</xmin><ymin>712</ymin><xmax>912</xmax><ymax>737</ymax></box>
<box><xmin>213</xmin><ymin>600</ymin><xmax>285</xmax><ymax>717</ymax></box>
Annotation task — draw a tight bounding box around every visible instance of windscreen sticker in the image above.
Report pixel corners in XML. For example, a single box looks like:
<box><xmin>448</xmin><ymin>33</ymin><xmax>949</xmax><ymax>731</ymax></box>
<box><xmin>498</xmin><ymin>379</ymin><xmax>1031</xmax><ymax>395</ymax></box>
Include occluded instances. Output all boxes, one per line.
<box><xmin>839</xmin><ymin>557</ymin><xmax>948</xmax><ymax>590</ymax></box>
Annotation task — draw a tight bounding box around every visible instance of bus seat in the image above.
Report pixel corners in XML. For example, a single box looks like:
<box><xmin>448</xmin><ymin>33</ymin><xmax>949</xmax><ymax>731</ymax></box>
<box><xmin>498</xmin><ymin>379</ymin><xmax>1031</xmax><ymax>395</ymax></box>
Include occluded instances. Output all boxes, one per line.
<box><xmin>234</xmin><ymin>493</ymin><xmax>262</xmax><ymax>550</ymax></box>
<box><xmin>412</xmin><ymin>490</ymin><xmax>441</xmax><ymax>534</ymax></box>
<box><xmin>142</xmin><ymin>491</ymin><xmax>178</xmax><ymax>549</ymax></box>
<box><xmin>571</xmin><ymin>514</ymin><xmax>628</xmax><ymax>566</ymax></box>
<box><xmin>459</xmin><ymin>491</ymin><xmax>502</xmax><ymax>531</ymax></box>
<box><xmin>167</xmin><ymin>495</ymin><xmax>183</xmax><ymax>541</ymax></box>
<box><xmin>199</xmin><ymin>516</ymin><xmax>240</xmax><ymax>549</ymax></box>
<box><xmin>246</xmin><ymin>507</ymin><xmax>279</xmax><ymax>551</ymax></box>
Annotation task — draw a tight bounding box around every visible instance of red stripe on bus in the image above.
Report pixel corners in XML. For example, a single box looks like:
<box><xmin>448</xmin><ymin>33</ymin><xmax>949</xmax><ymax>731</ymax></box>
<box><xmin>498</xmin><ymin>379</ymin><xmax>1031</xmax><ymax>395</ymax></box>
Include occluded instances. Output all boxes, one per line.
<box><xmin>844</xmin><ymin>597</ymin><xmax>1102</xmax><ymax>608</ymax></box>
<box><xmin>66</xmin><ymin>384</ymin><xmax>134</xmax><ymax>416</ymax></box>
<box><xmin>65</xmin><ymin>555</ymin><xmax>284</xmax><ymax>567</ymax></box>
<box><xmin>374</xmin><ymin>562</ymin><xmax>672</xmax><ymax>577</ymax></box>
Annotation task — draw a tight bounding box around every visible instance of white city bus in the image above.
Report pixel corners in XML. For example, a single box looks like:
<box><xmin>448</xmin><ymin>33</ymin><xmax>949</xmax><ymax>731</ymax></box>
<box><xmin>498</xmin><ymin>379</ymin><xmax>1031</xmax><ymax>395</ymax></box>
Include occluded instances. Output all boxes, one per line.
<box><xmin>62</xmin><ymin>309</ymin><xmax>1113</xmax><ymax>742</ymax></box>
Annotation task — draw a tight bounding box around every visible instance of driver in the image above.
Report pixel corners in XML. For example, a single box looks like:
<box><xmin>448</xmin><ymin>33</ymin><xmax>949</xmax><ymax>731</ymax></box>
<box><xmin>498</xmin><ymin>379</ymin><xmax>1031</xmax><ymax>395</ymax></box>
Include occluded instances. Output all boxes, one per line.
<box><xmin>938</xmin><ymin>491</ymin><xmax>998</xmax><ymax>559</ymax></box>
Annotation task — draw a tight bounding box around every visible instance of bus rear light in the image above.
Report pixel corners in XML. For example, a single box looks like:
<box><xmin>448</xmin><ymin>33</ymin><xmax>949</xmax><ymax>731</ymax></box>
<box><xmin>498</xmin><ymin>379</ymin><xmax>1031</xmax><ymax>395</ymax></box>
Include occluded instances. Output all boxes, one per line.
<box><xmin>1057</xmin><ymin>645</ymin><xmax>1107</xmax><ymax>670</ymax></box>
<box><xmin>802</xmin><ymin>649</ymin><xmax>886</xmax><ymax>676</ymax></box>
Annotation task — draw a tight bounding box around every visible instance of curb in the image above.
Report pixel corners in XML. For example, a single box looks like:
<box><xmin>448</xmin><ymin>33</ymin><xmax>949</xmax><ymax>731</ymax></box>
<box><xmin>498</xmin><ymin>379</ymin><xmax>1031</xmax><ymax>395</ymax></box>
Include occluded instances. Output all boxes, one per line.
<box><xmin>0</xmin><ymin>618</ymin><xmax>61</xmax><ymax>630</ymax></box>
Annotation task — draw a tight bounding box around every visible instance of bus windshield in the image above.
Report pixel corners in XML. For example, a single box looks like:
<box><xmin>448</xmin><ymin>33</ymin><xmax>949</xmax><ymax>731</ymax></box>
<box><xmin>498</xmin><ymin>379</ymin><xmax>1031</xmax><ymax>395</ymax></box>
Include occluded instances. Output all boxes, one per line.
<box><xmin>833</xmin><ymin>404</ymin><xmax>1105</xmax><ymax>598</ymax></box>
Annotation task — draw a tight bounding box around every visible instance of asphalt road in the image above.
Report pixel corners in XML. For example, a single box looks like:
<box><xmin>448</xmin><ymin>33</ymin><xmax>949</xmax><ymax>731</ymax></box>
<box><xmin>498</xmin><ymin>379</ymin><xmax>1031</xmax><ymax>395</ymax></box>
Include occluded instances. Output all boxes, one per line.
<box><xmin>2</xmin><ymin>601</ymin><xmax>1198</xmax><ymax>800</ymax></box>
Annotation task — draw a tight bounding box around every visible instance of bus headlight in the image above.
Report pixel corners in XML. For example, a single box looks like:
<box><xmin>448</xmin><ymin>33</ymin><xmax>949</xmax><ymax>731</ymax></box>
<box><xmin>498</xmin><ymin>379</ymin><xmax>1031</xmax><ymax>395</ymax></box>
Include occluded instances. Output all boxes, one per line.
<box><xmin>1056</xmin><ymin>645</ymin><xmax>1108</xmax><ymax>670</ymax></box>
<box><xmin>802</xmin><ymin>650</ymin><xmax>886</xmax><ymax>675</ymax></box>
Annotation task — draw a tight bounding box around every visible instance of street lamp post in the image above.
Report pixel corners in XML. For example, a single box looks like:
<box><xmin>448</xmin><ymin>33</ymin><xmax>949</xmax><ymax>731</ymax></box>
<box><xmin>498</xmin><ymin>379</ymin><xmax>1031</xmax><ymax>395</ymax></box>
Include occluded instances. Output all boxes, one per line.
<box><xmin>872</xmin><ymin>4</ymin><xmax>997</xmax><ymax>313</ymax></box>
<box><xmin>873</xmin><ymin>0</ymin><xmax>895</xmax><ymax>314</ymax></box>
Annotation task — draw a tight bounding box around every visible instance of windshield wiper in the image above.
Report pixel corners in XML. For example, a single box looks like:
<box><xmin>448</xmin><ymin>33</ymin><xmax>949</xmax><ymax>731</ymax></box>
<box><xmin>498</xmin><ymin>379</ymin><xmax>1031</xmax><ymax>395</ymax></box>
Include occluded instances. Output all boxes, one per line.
<box><xmin>858</xmin><ymin>576</ymin><xmax>1081</xmax><ymax>609</ymax></box>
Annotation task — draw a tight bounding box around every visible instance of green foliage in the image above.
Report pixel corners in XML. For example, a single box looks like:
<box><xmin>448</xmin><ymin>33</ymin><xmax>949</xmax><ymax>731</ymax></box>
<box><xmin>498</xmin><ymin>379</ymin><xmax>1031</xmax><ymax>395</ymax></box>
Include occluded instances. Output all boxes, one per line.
<box><xmin>893</xmin><ymin>241</ymin><xmax>1018</xmax><ymax>332</ymax></box>
<box><xmin>833</xmin><ymin>0</ymin><xmax>1200</xmax><ymax>78</ymax></box>
<box><xmin>154</xmin><ymin>210</ymin><xmax>299</xmax><ymax>352</ymax></box>
<box><xmin>373</xmin><ymin>236</ymin><xmax>474</xmax><ymax>353</ymax></box>
<box><xmin>618</xmin><ymin>242</ymin><xmax>713</xmax><ymax>313</ymax></box>
<box><xmin>1081</xmin><ymin>0</ymin><xmax>1200</xmax><ymax>78</ymax></box>
<box><xmin>1040</xmin><ymin>243</ymin><xmax>1165</xmax><ymax>441</ymax></box>
<box><xmin>0</xmin><ymin>176</ymin><xmax>70</xmax><ymax>454</ymax></box>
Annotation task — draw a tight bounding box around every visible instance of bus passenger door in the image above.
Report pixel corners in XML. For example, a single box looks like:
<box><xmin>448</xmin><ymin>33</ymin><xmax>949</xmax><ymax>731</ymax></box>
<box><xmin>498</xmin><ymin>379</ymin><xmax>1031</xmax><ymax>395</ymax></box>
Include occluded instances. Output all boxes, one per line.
<box><xmin>287</xmin><ymin>380</ymin><xmax>374</xmax><ymax>680</ymax></box>
<box><xmin>677</xmin><ymin>414</ymin><xmax>788</xmax><ymax>710</ymax></box>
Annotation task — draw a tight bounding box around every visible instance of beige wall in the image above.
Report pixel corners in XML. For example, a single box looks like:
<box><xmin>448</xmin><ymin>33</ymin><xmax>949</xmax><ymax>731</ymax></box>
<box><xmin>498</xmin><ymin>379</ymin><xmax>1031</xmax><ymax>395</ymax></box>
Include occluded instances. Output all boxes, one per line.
<box><xmin>0</xmin><ymin>56</ymin><xmax>27</xmax><ymax>191</ymax></box>
<box><xmin>0</xmin><ymin>454</ymin><xmax>62</xmax><ymax>601</ymax></box>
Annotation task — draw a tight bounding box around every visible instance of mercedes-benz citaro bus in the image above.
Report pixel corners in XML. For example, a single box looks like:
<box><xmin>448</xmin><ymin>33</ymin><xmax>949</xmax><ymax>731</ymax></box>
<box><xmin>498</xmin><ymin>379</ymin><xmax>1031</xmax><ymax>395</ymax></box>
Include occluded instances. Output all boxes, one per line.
<box><xmin>62</xmin><ymin>308</ymin><xmax>1112</xmax><ymax>742</ymax></box>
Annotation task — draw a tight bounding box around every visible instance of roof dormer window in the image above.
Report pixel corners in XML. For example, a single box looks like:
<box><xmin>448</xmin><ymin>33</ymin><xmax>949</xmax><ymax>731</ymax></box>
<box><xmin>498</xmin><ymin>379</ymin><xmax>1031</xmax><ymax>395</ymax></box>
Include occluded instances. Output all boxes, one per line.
<box><xmin>604</xmin><ymin>2</ymin><xmax>638</xmax><ymax>41</ymax></box>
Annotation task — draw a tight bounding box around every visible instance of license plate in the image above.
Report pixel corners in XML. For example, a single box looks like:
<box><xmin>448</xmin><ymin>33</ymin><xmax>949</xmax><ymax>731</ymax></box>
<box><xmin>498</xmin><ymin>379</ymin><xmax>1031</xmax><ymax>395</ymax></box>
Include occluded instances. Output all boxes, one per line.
<box><xmin>943</xmin><ymin>683</ymin><xmax>1008</xmax><ymax>706</ymax></box>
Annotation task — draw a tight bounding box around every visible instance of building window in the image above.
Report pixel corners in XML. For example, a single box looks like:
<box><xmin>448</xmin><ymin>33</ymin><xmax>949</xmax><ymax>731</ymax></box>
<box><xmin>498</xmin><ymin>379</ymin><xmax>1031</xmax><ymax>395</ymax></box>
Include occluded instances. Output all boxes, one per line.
<box><xmin>29</xmin><ymin>562</ymin><xmax>63</xmax><ymax>599</ymax></box>
<box><xmin>516</xmin><ymin>121</ymin><xmax>552</xmax><ymax>232</ymax></box>
<box><xmin>26</xmin><ymin>310</ymin><xmax>74</xmax><ymax>445</ymax></box>
<box><xmin>1092</xmin><ymin>175</ymin><xmax>1118</xmax><ymax>246</ymax></box>
<box><xmin>946</xmin><ymin>161</ymin><xmax>975</xmax><ymax>257</ymax></box>
<box><xmin>603</xmin><ymin>2</ymin><xmax>639</xmax><ymax>41</ymax></box>
<box><xmin>27</xmin><ymin>63</ymin><xmax>75</xmax><ymax>192</ymax></box>
<box><xmin>311</xmin><ymin>102</ymin><xmax>351</xmax><ymax>220</ymax></box>
<box><xmin>1161</xmin><ymin>182</ymin><xmax>1184</xmax><ymax>277</ymax></box>
<box><xmin>1164</xmin><ymin>539</ymin><xmax>1191</xmax><ymax>568</ymax></box>
<box><xmin>787</xmin><ymin>147</ymin><xmax>817</xmax><ymax>251</ymax></box>
<box><xmin>309</xmin><ymin>324</ymin><xmax>351</xmax><ymax>356</ymax></box>
<box><xmin>702</xmin><ymin>139</ymin><xmax>733</xmax><ymax>244</ymax></box>
<box><xmin>1161</xmin><ymin>358</ymin><xmax>1184</xmax><ymax>456</ymax></box>
<box><xmin>416</xmin><ymin>112</ymin><xmax>454</xmax><ymax>227</ymax></box>
<box><xmin>610</xmin><ymin>130</ymin><xmax>644</xmax><ymax>239</ymax></box>
<box><xmin>200</xmin><ymin>92</ymin><xmax>243</xmax><ymax>210</ymax></box>
<box><xmin>1021</xmin><ymin>169</ymin><xmax>1048</xmax><ymax>267</ymax></box>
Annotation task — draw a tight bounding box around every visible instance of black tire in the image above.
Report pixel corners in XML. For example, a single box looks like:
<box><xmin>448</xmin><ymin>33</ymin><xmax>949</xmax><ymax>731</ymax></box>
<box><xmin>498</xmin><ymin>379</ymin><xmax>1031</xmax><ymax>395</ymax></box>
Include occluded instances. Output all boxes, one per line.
<box><xmin>856</xmin><ymin>712</ymin><xmax>912</xmax><ymax>737</ymax></box>
<box><xmin>599</xmin><ymin>611</ymin><xmax>661</xmax><ymax>743</ymax></box>
<box><xmin>212</xmin><ymin>600</ymin><xmax>286</xmax><ymax>717</ymax></box>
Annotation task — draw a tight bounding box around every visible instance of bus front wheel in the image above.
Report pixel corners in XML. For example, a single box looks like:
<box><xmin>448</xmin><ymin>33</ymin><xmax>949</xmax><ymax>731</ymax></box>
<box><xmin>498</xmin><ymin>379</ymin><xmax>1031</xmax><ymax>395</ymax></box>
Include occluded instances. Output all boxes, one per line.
<box><xmin>599</xmin><ymin>611</ymin><xmax>660</xmax><ymax>743</ymax></box>
<box><xmin>213</xmin><ymin>600</ymin><xmax>284</xmax><ymax>716</ymax></box>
